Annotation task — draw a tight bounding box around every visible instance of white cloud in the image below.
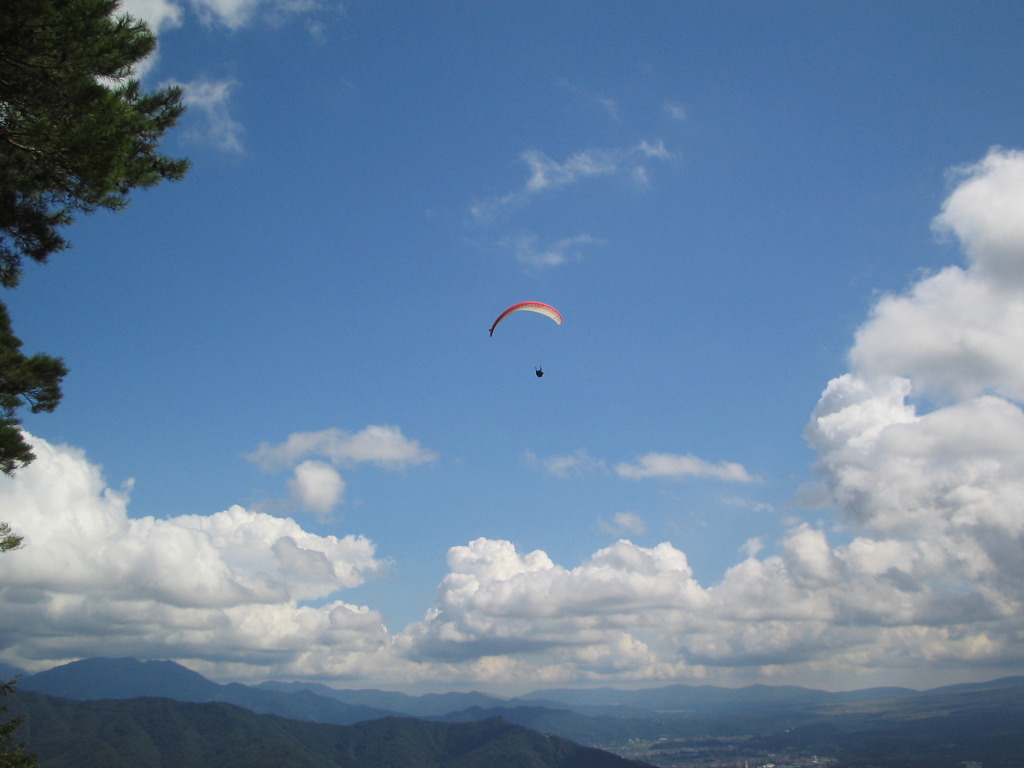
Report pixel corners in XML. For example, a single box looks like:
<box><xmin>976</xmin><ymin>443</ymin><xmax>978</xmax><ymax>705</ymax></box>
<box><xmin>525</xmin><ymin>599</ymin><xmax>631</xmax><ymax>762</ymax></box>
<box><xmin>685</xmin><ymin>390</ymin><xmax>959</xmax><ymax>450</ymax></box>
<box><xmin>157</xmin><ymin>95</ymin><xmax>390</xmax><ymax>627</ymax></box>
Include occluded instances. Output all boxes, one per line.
<box><xmin>171</xmin><ymin>77</ymin><xmax>245</xmax><ymax>153</ymax></box>
<box><xmin>739</xmin><ymin>537</ymin><xmax>763</xmax><ymax>558</ymax></box>
<box><xmin>637</xmin><ymin>139</ymin><xmax>673</xmax><ymax>160</ymax></box>
<box><xmin>815</xmin><ymin>149</ymin><xmax>1024</xmax><ymax>548</ymax></box>
<box><xmin>248</xmin><ymin>425</ymin><xmax>438</xmax><ymax>471</ymax></box>
<box><xmin>533</xmin><ymin>449</ymin><xmax>754</xmax><ymax>483</ymax></box>
<box><xmin>615</xmin><ymin>452</ymin><xmax>756</xmax><ymax>483</ymax></box>
<box><xmin>850</xmin><ymin>149</ymin><xmax>1024</xmax><ymax>402</ymax></box>
<box><xmin>663</xmin><ymin>100</ymin><xmax>687</xmax><ymax>122</ymax></box>
<box><xmin>529</xmin><ymin>448</ymin><xmax>606</xmax><ymax>478</ymax></box>
<box><xmin>102</xmin><ymin>0</ymin><xmax>184</xmax><ymax>78</ymax></box>
<box><xmin>849</xmin><ymin>268</ymin><xmax>1024</xmax><ymax>402</ymax></box>
<box><xmin>934</xmin><ymin>148</ymin><xmax>1024</xmax><ymax>286</ymax></box>
<box><xmin>248</xmin><ymin>426</ymin><xmax>435</xmax><ymax>521</ymax></box>
<box><xmin>187</xmin><ymin>0</ymin><xmax>319</xmax><ymax>30</ymax></box>
<box><xmin>807</xmin><ymin>376</ymin><xmax>1024</xmax><ymax>537</ymax></box>
<box><xmin>523</xmin><ymin>148</ymin><xmax>617</xmax><ymax>192</ymax></box>
<box><xmin>396</xmin><ymin>508</ymin><xmax>1019</xmax><ymax>684</ymax></box>
<box><xmin>3</xmin><ymin>424</ymin><xmax>1023</xmax><ymax>688</ymax></box>
<box><xmin>120</xmin><ymin>0</ymin><xmax>184</xmax><ymax>32</ymax></box>
<box><xmin>401</xmin><ymin>538</ymin><xmax>707</xmax><ymax>667</ymax></box>
<box><xmin>851</xmin><ymin>148</ymin><xmax>1024</xmax><ymax>405</ymax></box>
<box><xmin>289</xmin><ymin>460</ymin><xmax>345</xmax><ymax>516</ymax></box>
<box><xmin>721</xmin><ymin>496</ymin><xmax>774</xmax><ymax>513</ymax></box>
<box><xmin>117</xmin><ymin>0</ymin><xmax>332</xmax><ymax>79</ymax></box>
<box><xmin>0</xmin><ymin>433</ymin><xmax>396</xmax><ymax>674</ymax></box>
<box><xmin>598</xmin><ymin>512</ymin><xmax>647</xmax><ymax>537</ymax></box>
<box><xmin>471</xmin><ymin>140</ymin><xmax>677</xmax><ymax>222</ymax></box>
<box><xmin>784</xmin><ymin>146</ymin><xmax>1024</xmax><ymax>670</ymax></box>
<box><xmin>190</xmin><ymin>0</ymin><xmax>256</xmax><ymax>29</ymax></box>
<box><xmin>507</xmin><ymin>233</ymin><xmax>605</xmax><ymax>269</ymax></box>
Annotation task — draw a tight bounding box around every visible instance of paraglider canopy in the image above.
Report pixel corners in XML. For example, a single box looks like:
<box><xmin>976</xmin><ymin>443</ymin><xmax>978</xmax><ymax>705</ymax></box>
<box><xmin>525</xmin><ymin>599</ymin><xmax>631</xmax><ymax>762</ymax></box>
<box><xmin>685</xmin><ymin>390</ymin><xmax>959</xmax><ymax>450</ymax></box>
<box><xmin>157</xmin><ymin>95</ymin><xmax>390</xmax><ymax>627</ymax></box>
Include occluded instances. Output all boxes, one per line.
<box><xmin>488</xmin><ymin>301</ymin><xmax>563</xmax><ymax>336</ymax></box>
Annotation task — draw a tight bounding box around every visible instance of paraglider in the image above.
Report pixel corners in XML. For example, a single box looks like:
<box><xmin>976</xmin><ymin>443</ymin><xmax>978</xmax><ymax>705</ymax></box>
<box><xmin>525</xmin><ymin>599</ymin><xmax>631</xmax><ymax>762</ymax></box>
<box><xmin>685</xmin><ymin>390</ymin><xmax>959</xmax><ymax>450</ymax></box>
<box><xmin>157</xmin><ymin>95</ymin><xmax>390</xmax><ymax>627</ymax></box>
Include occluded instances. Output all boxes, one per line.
<box><xmin>489</xmin><ymin>301</ymin><xmax>563</xmax><ymax>377</ymax></box>
<box><xmin>488</xmin><ymin>301</ymin><xmax>562</xmax><ymax>336</ymax></box>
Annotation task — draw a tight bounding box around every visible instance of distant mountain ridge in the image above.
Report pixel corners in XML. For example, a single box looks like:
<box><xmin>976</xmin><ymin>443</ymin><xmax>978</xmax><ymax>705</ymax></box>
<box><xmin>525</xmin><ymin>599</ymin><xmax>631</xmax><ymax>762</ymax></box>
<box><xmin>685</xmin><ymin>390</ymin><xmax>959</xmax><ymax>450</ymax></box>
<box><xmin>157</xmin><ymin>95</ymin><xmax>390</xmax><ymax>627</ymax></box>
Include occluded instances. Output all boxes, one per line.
<box><xmin>20</xmin><ymin>657</ymin><xmax>1024</xmax><ymax>720</ymax></box>
<box><xmin>257</xmin><ymin>679</ymin><xmax>507</xmax><ymax>718</ymax></box>
<box><xmin>19</xmin><ymin>656</ymin><xmax>929</xmax><ymax>720</ymax></box>
<box><xmin>11</xmin><ymin>692</ymin><xmax>653</xmax><ymax>768</ymax></box>
<box><xmin>19</xmin><ymin>658</ymin><xmax>218</xmax><ymax>701</ymax></box>
<box><xmin>14</xmin><ymin>659</ymin><xmax>1024</xmax><ymax>767</ymax></box>
<box><xmin>20</xmin><ymin>657</ymin><xmax>403</xmax><ymax>725</ymax></box>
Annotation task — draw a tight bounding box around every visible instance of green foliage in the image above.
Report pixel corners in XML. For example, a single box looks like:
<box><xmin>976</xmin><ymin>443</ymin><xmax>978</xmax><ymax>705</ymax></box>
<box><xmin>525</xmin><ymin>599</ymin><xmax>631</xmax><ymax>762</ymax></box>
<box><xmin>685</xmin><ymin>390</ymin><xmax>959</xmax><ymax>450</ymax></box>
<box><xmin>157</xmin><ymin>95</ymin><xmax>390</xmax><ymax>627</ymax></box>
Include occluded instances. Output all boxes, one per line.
<box><xmin>0</xmin><ymin>0</ymin><xmax>190</xmax><ymax>287</ymax></box>
<box><xmin>0</xmin><ymin>529</ymin><xmax>32</xmax><ymax>767</ymax></box>
<box><xmin>0</xmin><ymin>682</ymin><xmax>36</xmax><ymax>768</ymax></box>
<box><xmin>0</xmin><ymin>301</ymin><xmax>66</xmax><ymax>475</ymax></box>
<box><xmin>0</xmin><ymin>522</ymin><xmax>24</xmax><ymax>553</ymax></box>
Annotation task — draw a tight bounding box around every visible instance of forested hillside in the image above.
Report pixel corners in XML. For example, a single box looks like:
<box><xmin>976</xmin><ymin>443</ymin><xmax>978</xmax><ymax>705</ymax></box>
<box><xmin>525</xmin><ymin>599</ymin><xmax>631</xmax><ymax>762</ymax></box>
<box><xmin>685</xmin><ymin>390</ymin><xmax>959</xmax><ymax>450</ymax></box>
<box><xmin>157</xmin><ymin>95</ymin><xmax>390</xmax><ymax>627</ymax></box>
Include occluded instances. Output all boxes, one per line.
<box><xmin>10</xmin><ymin>691</ymin><xmax>653</xmax><ymax>768</ymax></box>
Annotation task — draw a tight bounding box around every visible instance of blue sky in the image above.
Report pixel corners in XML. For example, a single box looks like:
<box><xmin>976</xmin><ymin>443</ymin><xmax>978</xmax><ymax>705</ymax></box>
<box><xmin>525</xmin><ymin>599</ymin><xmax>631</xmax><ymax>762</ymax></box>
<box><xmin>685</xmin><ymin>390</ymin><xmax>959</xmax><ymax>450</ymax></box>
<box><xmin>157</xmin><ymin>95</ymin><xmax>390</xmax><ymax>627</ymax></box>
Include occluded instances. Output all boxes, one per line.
<box><xmin>3</xmin><ymin>1</ymin><xmax>1024</xmax><ymax>694</ymax></box>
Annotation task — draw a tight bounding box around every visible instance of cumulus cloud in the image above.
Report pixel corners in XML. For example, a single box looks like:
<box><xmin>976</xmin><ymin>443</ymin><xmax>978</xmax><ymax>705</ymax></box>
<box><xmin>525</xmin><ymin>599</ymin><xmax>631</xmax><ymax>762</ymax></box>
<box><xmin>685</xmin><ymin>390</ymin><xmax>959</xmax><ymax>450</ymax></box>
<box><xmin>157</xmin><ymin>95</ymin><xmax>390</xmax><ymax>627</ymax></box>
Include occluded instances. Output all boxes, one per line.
<box><xmin>935</xmin><ymin>149</ymin><xmax>1024</xmax><ymax>286</ymax></box>
<box><xmin>790</xmin><ymin>147</ymin><xmax>1024</xmax><ymax>666</ymax></box>
<box><xmin>0</xmin><ymin>433</ymin><xmax>395</xmax><ymax>674</ymax></box>
<box><xmin>248</xmin><ymin>425</ymin><xmax>436</xmax><ymax>517</ymax></box>
<box><xmin>729</xmin><ymin>149</ymin><xmax>1024</xmax><ymax>667</ymax></box>
<box><xmin>470</xmin><ymin>140</ymin><xmax>677</xmax><ymax>222</ymax></box>
<box><xmin>850</xmin><ymin>152</ymin><xmax>1024</xmax><ymax>403</ymax></box>
<box><xmin>401</xmin><ymin>538</ymin><xmax>707</xmax><ymax>668</ymax></box>
<box><xmin>289</xmin><ymin>460</ymin><xmax>345</xmax><ymax>516</ymax></box>
<box><xmin>399</xmin><ymin>514</ymin><xmax>1018</xmax><ymax>685</ymax></box>
<box><xmin>615</xmin><ymin>452</ymin><xmax>757</xmax><ymax>483</ymax></box>
<box><xmin>814</xmin><ymin>149</ymin><xmax>1024</xmax><ymax>541</ymax></box>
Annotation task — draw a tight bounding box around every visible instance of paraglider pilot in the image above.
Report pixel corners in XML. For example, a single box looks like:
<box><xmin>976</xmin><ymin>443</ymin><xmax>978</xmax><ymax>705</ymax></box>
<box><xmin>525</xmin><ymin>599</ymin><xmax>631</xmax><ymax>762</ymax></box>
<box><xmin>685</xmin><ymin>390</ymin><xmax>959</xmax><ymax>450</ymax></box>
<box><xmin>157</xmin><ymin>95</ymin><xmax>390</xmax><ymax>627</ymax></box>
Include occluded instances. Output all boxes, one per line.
<box><xmin>535</xmin><ymin>367</ymin><xmax>544</xmax><ymax>377</ymax></box>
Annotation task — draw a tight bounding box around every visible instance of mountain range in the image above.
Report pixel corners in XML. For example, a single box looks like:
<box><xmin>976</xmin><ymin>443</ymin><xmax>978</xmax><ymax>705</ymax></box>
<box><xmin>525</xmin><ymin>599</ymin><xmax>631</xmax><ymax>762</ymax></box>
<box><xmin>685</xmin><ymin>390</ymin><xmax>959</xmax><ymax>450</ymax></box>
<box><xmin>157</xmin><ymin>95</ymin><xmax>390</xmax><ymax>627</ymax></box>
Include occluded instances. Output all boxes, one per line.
<box><xmin>8</xmin><ymin>658</ymin><xmax>1024</xmax><ymax>767</ymax></box>
<box><xmin>9</xmin><ymin>691</ymin><xmax>651</xmax><ymax>768</ymax></box>
<box><xmin>15</xmin><ymin>656</ymin><xmax>928</xmax><ymax>719</ymax></box>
